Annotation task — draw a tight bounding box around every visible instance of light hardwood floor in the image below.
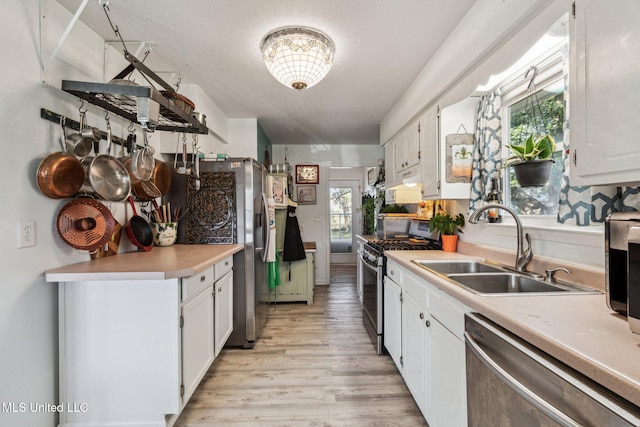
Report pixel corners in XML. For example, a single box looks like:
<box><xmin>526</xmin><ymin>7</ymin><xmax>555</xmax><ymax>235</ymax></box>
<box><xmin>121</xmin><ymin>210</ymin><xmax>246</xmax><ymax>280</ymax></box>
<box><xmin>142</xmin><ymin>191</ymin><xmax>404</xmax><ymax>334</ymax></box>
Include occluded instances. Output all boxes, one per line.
<box><xmin>175</xmin><ymin>264</ymin><xmax>427</xmax><ymax>426</ymax></box>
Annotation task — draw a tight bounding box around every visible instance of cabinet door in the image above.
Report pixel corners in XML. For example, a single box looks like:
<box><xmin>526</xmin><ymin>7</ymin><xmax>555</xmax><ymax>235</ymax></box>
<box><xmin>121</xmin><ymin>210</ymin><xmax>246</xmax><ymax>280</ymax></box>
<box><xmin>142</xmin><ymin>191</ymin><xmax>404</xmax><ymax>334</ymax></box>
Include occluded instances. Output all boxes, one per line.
<box><xmin>214</xmin><ymin>271</ymin><xmax>234</xmax><ymax>357</ymax></box>
<box><xmin>383</xmin><ymin>276</ymin><xmax>402</xmax><ymax>371</ymax></box>
<box><xmin>394</xmin><ymin>132</ymin><xmax>407</xmax><ymax>172</ymax></box>
<box><xmin>182</xmin><ymin>285</ymin><xmax>215</xmax><ymax>403</ymax></box>
<box><xmin>405</xmin><ymin>122</ymin><xmax>421</xmax><ymax>170</ymax></box>
<box><xmin>402</xmin><ymin>291</ymin><xmax>428</xmax><ymax>416</ymax></box>
<box><xmin>427</xmin><ymin>317</ymin><xmax>466</xmax><ymax>427</ymax></box>
<box><xmin>384</xmin><ymin>142</ymin><xmax>396</xmax><ymax>188</ymax></box>
<box><xmin>420</xmin><ymin>106</ymin><xmax>439</xmax><ymax>198</ymax></box>
<box><xmin>570</xmin><ymin>0</ymin><xmax>640</xmax><ymax>185</ymax></box>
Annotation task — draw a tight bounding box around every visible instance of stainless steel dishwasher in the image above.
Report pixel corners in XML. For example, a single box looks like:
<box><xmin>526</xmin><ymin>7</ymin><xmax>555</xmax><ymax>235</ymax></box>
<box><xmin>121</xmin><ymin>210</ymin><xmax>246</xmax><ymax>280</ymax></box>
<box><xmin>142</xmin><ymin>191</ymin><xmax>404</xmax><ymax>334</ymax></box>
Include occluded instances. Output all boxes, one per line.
<box><xmin>464</xmin><ymin>313</ymin><xmax>640</xmax><ymax>426</ymax></box>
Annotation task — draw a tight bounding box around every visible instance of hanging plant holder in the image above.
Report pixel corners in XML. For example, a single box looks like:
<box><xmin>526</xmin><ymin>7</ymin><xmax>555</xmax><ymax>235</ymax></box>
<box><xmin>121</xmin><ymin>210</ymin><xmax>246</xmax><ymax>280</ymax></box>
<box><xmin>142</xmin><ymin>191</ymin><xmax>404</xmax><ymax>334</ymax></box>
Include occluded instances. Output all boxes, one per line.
<box><xmin>512</xmin><ymin>159</ymin><xmax>554</xmax><ymax>187</ymax></box>
<box><xmin>505</xmin><ymin>66</ymin><xmax>556</xmax><ymax>188</ymax></box>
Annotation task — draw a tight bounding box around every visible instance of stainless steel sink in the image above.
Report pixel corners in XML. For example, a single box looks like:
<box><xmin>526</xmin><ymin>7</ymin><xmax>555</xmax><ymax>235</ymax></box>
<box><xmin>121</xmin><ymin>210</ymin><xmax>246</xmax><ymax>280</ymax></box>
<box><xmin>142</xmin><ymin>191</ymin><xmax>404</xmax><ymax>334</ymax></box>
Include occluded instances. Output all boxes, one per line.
<box><xmin>412</xmin><ymin>260</ymin><xmax>505</xmax><ymax>274</ymax></box>
<box><xmin>448</xmin><ymin>273</ymin><xmax>566</xmax><ymax>294</ymax></box>
<box><xmin>412</xmin><ymin>260</ymin><xmax>601</xmax><ymax>296</ymax></box>
<box><xmin>447</xmin><ymin>273</ymin><xmax>600</xmax><ymax>295</ymax></box>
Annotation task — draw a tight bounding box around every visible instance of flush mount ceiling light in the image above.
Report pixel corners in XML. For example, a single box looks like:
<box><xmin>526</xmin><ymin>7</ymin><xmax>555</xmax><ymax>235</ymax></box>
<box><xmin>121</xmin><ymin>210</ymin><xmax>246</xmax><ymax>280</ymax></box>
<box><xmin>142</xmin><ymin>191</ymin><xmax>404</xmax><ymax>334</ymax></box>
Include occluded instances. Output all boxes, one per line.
<box><xmin>261</xmin><ymin>26</ymin><xmax>335</xmax><ymax>91</ymax></box>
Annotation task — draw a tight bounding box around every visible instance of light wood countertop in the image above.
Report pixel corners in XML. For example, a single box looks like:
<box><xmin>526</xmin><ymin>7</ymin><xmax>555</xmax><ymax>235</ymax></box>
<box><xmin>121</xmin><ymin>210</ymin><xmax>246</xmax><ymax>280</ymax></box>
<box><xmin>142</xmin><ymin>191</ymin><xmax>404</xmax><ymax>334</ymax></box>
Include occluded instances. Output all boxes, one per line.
<box><xmin>384</xmin><ymin>249</ymin><xmax>640</xmax><ymax>409</ymax></box>
<box><xmin>45</xmin><ymin>244</ymin><xmax>244</xmax><ymax>282</ymax></box>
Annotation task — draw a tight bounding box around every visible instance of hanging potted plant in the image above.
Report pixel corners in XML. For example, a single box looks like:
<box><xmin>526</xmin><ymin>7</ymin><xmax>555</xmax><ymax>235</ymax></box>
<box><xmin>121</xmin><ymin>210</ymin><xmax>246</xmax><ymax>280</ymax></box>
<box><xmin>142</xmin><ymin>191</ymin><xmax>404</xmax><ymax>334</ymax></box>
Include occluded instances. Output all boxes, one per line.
<box><xmin>503</xmin><ymin>66</ymin><xmax>557</xmax><ymax>187</ymax></box>
<box><xmin>504</xmin><ymin>133</ymin><xmax>555</xmax><ymax>187</ymax></box>
<box><xmin>428</xmin><ymin>213</ymin><xmax>465</xmax><ymax>252</ymax></box>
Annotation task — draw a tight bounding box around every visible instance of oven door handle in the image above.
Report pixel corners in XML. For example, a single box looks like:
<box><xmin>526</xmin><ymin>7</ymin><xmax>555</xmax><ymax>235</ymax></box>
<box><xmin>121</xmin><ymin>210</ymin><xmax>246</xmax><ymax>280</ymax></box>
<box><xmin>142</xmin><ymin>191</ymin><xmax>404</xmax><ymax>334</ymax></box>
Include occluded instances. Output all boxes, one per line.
<box><xmin>359</xmin><ymin>251</ymin><xmax>380</xmax><ymax>273</ymax></box>
<box><xmin>464</xmin><ymin>330</ymin><xmax>580</xmax><ymax>427</ymax></box>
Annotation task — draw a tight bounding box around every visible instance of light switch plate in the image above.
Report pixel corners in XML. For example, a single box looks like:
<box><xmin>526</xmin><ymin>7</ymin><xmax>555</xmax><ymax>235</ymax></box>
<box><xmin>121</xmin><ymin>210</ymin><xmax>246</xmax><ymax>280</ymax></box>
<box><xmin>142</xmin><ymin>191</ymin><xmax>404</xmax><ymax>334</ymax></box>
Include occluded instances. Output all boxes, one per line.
<box><xmin>17</xmin><ymin>220</ymin><xmax>36</xmax><ymax>248</ymax></box>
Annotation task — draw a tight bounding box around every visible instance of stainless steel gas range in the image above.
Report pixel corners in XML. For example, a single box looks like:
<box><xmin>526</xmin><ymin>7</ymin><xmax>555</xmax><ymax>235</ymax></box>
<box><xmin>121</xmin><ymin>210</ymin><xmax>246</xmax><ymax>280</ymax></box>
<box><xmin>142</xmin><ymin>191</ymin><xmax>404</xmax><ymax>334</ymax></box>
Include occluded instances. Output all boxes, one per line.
<box><xmin>358</xmin><ymin>219</ymin><xmax>441</xmax><ymax>354</ymax></box>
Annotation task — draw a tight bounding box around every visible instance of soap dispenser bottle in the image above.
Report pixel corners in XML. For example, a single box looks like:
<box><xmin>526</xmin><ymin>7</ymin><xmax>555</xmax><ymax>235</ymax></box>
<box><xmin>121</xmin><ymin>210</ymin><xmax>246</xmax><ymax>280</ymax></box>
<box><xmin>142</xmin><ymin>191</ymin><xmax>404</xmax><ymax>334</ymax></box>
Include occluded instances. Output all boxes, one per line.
<box><xmin>487</xmin><ymin>178</ymin><xmax>502</xmax><ymax>223</ymax></box>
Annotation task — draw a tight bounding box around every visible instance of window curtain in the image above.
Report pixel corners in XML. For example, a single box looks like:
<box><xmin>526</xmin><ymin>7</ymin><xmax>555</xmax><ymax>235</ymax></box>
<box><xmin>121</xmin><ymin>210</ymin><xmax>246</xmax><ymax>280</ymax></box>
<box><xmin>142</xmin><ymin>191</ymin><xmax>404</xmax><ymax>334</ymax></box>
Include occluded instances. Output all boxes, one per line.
<box><xmin>468</xmin><ymin>90</ymin><xmax>502</xmax><ymax>214</ymax></box>
<box><xmin>557</xmin><ymin>43</ymin><xmax>640</xmax><ymax>225</ymax></box>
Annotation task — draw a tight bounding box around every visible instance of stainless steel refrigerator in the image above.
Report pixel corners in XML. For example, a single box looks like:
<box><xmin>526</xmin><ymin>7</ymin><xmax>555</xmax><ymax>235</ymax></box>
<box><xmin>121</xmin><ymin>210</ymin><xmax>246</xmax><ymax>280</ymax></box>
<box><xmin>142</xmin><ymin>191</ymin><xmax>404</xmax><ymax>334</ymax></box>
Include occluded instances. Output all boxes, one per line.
<box><xmin>164</xmin><ymin>157</ymin><xmax>270</xmax><ymax>348</ymax></box>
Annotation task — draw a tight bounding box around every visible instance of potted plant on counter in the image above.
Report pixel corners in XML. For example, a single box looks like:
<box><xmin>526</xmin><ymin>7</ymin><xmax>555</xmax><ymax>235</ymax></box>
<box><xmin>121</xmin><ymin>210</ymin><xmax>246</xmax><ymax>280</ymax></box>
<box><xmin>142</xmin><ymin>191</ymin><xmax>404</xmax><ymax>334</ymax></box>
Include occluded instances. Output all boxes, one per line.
<box><xmin>428</xmin><ymin>212</ymin><xmax>465</xmax><ymax>252</ymax></box>
<box><xmin>504</xmin><ymin>133</ymin><xmax>555</xmax><ymax>187</ymax></box>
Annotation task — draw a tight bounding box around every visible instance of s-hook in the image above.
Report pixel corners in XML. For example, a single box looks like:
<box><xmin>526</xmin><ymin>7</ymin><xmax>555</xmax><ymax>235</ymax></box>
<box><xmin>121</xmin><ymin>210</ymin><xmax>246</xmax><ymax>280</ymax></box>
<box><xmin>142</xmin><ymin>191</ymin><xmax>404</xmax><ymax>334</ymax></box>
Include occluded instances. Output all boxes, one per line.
<box><xmin>102</xmin><ymin>0</ymin><xmax>128</xmax><ymax>55</ymax></box>
<box><xmin>525</xmin><ymin>66</ymin><xmax>539</xmax><ymax>92</ymax></box>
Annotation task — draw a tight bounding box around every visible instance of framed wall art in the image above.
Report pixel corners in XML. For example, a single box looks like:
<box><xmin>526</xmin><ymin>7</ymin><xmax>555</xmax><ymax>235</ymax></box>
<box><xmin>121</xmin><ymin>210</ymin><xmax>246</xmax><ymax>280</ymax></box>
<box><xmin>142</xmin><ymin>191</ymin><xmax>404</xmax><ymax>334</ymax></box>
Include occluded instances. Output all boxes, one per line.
<box><xmin>297</xmin><ymin>185</ymin><xmax>317</xmax><ymax>205</ymax></box>
<box><xmin>295</xmin><ymin>164</ymin><xmax>319</xmax><ymax>184</ymax></box>
<box><xmin>367</xmin><ymin>168</ymin><xmax>376</xmax><ymax>186</ymax></box>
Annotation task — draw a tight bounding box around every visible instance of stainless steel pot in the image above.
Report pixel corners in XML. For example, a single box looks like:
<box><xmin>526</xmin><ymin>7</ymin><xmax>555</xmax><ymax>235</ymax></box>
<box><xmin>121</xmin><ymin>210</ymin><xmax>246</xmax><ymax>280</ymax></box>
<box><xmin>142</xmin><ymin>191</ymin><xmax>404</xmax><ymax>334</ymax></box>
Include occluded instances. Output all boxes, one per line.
<box><xmin>88</xmin><ymin>118</ymin><xmax>131</xmax><ymax>203</ymax></box>
<box><xmin>65</xmin><ymin>111</ymin><xmax>94</xmax><ymax>157</ymax></box>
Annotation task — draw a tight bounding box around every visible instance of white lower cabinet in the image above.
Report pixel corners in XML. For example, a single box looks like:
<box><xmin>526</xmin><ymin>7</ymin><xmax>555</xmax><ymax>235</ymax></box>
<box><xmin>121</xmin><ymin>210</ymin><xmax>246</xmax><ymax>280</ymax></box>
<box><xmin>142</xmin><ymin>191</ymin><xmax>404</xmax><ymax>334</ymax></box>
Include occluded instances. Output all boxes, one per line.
<box><xmin>55</xmin><ymin>255</ymin><xmax>234</xmax><ymax>427</ymax></box>
<box><xmin>385</xmin><ymin>259</ymin><xmax>470</xmax><ymax>427</ymax></box>
<box><xmin>214</xmin><ymin>270</ymin><xmax>234</xmax><ymax>357</ymax></box>
<box><xmin>383</xmin><ymin>276</ymin><xmax>402</xmax><ymax>370</ymax></box>
<box><xmin>428</xmin><ymin>316</ymin><xmax>467</xmax><ymax>427</ymax></box>
<box><xmin>181</xmin><ymin>284</ymin><xmax>215</xmax><ymax>403</ymax></box>
<box><xmin>402</xmin><ymin>290</ymin><xmax>429</xmax><ymax>416</ymax></box>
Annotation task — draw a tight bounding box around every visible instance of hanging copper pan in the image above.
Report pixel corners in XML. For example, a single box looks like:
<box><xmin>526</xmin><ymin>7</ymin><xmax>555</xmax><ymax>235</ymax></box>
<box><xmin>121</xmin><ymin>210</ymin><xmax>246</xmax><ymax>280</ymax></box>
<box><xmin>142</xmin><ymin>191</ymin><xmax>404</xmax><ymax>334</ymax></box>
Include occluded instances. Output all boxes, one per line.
<box><xmin>57</xmin><ymin>198</ymin><xmax>116</xmax><ymax>252</ymax></box>
<box><xmin>132</xmin><ymin>160</ymin><xmax>171</xmax><ymax>200</ymax></box>
<box><xmin>37</xmin><ymin>118</ymin><xmax>85</xmax><ymax>199</ymax></box>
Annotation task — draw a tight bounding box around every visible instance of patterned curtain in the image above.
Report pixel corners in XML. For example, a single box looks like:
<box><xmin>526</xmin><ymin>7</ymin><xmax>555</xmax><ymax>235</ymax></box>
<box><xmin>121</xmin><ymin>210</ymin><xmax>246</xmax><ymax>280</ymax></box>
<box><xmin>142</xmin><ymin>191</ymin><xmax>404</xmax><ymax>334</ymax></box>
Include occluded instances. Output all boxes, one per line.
<box><xmin>468</xmin><ymin>91</ymin><xmax>502</xmax><ymax>214</ymax></box>
<box><xmin>557</xmin><ymin>43</ymin><xmax>640</xmax><ymax>225</ymax></box>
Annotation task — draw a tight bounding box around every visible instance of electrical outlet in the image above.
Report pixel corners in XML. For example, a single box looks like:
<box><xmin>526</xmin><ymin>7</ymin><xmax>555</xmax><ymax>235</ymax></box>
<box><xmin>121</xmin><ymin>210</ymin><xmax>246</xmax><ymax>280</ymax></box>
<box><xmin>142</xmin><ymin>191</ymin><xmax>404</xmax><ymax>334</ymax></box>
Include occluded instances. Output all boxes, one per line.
<box><xmin>17</xmin><ymin>221</ymin><xmax>36</xmax><ymax>248</ymax></box>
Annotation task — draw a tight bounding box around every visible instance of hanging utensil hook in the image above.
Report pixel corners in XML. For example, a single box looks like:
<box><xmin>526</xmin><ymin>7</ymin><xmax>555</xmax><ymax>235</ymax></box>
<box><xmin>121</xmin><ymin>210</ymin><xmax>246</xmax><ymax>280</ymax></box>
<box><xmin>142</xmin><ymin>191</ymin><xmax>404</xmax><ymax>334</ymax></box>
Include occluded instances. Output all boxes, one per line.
<box><xmin>128</xmin><ymin>122</ymin><xmax>135</xmax><ymax>133</ymax></box>
<box><xmin>525</xmin><ymin>66</ymin><xmax>538</xmax><ymax>92</ymax></box>
<box><xmin>78</xmin><ymin>100</ymin><xmax>87</xmax><ymax>114</ymax></box>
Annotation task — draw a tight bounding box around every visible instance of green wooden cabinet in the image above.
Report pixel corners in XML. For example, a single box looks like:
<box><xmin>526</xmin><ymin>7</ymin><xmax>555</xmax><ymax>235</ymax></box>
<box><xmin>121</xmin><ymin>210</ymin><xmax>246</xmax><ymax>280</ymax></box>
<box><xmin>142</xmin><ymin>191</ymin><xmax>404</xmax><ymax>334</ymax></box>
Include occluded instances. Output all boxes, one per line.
<box><xmin>271</xmin><ymin>251</ymin><xmax>315</xmax><ymax>305</ymax></box>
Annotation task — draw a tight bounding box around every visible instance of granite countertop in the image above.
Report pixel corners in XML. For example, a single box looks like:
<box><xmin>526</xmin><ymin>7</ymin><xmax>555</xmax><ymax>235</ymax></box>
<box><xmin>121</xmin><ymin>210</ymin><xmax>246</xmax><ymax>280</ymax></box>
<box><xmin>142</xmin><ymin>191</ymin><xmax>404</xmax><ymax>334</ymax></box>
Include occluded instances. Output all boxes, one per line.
<box><xmin>384</xmin><ymin>249</ymin><xmax>640</xmax><ymax>409</ymax></box>
<box><xmin>45</xmin><ymin>244</ymin><xmax>244</xmax><ymax>282</ymax></box>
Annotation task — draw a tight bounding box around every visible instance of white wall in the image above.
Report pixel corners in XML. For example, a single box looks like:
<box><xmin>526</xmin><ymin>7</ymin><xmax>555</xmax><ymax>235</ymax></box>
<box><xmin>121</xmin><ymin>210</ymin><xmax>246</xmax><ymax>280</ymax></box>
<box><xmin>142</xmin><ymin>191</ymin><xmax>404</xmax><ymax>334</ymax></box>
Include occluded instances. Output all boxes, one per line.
<box><xmin>1</xmin><ymin>1</ymin><xmax>109</xmax><ymax>425</ymax></box>
<box><xmin>272</xmin><ymin>145</ymin><xmax>382</xmax><ymax>284</ymax></box>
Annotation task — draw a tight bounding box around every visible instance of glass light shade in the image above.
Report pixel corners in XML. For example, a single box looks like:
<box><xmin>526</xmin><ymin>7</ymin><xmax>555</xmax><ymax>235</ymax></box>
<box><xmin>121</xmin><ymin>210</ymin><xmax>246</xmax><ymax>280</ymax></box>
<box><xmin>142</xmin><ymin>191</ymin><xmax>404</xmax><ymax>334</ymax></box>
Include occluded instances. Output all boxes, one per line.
<box><xmin>261</xmin><ymin>27</ymin><xmax>335</xmax><ymax>91</ymax></box>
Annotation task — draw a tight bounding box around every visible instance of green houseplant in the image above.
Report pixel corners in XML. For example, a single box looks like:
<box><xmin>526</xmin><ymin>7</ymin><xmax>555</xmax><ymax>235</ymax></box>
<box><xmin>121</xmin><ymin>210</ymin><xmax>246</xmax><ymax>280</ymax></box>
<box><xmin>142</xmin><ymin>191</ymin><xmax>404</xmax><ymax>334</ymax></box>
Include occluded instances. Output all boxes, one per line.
<box><xmin>428</xmin><ymin>213</ymin><xmax>465</xmax><ymax>252</ymax></box>
<box><xmin>504</xmin><ymin>132</ymin><xmax>556</xmax><ymax>188</ymax></box>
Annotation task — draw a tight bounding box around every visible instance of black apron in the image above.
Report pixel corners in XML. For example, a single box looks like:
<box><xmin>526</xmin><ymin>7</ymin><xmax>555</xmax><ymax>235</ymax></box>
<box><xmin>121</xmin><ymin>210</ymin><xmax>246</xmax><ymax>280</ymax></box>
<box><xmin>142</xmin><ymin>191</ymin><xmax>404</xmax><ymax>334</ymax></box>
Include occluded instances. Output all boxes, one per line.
<box><xmin>282</xmin><ymin>205</ymin><xmax>306</xmax><ymax>262</ymax></box>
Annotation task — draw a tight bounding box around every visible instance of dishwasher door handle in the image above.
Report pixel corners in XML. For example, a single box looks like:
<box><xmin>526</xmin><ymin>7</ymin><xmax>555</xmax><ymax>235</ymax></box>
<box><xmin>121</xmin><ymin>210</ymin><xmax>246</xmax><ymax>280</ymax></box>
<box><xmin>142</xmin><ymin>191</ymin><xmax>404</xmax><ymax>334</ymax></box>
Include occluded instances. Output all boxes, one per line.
<box><xmin>464</xmin><ymin>331</ymin><xmax>581</xmax><ymax>427</ymax></box>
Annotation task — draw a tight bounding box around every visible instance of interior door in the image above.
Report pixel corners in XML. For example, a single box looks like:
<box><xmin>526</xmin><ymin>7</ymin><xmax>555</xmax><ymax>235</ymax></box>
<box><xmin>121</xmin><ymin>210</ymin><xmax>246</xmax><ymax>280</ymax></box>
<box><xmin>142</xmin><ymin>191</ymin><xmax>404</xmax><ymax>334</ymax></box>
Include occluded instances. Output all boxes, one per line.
<box><xmin>329</xmin><ymin>180</ymin><xmax>361</xmax><ymax>264</ymax></box>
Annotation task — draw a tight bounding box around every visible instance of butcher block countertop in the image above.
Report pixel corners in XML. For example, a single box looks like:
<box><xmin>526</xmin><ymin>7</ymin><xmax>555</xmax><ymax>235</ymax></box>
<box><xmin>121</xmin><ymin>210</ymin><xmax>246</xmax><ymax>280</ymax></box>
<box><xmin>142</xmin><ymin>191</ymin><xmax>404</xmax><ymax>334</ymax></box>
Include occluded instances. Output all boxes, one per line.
<box><xmin>45</xmin><ymin>244</ymin><xmax>244</xmax><ymax>282</ymax></box>
<box><xmin>385</xmin><ymin>249</ymin><xmax>640</xmax><ymax>409</ymax></box>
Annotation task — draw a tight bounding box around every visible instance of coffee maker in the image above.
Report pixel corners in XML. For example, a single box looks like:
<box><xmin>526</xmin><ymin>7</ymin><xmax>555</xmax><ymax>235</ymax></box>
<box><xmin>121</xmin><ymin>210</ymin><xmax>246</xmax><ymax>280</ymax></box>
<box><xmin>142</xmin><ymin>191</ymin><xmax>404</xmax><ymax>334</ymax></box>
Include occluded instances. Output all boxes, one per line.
<box><xmin>605</xmin><ymin>212</ymin><xmax>640</xmax><ymax>334</ymax></box>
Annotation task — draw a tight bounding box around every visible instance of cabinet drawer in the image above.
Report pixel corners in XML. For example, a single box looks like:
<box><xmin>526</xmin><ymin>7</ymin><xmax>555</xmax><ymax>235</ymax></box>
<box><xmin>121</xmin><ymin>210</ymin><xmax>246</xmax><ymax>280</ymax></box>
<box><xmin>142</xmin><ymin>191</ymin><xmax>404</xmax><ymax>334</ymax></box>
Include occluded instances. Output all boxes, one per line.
<box><xmin>428</xmin><ymin>287</ymin><xmax>470</xmax><ymax>341</ymax></box>
<box><xmin>386</xmin><ymin>260</ymin><xmax>403</xmax><ymax>284</ymax></box>
<box><xmin>403</xmin><ymin>268</ymin><xmax>428</xmax><ymax>309</ymax></box>
<box><xmin>214</xmin><ymin>256</ymin><xmax>233</xmax><ymax>281</ymax></box>
<box><xmin>182</xmin><ymin>266</ymin><xmax>214</xmax><ymax>302</ymax></box>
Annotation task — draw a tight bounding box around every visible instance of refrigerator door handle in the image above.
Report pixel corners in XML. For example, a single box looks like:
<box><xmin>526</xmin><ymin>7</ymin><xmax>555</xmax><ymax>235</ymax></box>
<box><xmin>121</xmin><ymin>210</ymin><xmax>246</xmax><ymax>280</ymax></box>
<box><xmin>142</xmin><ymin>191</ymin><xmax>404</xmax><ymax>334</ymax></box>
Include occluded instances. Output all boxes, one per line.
<box><xmin>261</xmin><ymin>192</ymin><xmax>270</xmax><ymax>262</ymax></box>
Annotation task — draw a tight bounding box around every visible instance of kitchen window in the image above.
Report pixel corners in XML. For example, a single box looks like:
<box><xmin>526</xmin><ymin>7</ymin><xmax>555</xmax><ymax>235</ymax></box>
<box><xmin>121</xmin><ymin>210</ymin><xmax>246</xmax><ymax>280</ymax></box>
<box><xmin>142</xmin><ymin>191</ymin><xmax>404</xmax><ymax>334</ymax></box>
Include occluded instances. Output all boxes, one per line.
<box><xmin>501</xmin><ymin>50</ymin><xmax>565</xmax><ymax>217</ymax></box>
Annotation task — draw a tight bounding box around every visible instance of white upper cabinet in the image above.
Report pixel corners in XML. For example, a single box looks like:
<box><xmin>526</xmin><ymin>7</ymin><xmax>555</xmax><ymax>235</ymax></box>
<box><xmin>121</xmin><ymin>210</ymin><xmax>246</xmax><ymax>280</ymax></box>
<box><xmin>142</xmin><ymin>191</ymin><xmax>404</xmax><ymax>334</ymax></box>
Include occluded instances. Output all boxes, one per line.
<box><xmin>384</xmin><ymin>141</ymin><xmax>396</xmax><ymax>188</ymax></box>
<box><xmin>394</xmin><ymin>122</ymin><xmax>422</xmax><ymax>184</ymax></box>
<box><xmin>419</xmin><ymin>98</ymin><xmax>476</xmax><ymax>200</ymax></box>
<box><xmin>570</xmin><ymin>0</ymin><xmax>640</xmax><ymax>185</ymax></box>
<box><xmin>419</xmin><ymin>106</ymin><xmax>440</xmax><ymax>198</ymax></box>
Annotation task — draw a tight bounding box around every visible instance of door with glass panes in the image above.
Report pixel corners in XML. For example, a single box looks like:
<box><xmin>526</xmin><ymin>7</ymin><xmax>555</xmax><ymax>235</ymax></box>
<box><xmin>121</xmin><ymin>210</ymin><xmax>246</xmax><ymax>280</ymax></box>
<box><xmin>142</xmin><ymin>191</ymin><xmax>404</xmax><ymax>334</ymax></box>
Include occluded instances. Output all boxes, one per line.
<box><xmin>329</xmin><ymin>180</ymin><xmax>361</xmax><ymax>264</ymax></box>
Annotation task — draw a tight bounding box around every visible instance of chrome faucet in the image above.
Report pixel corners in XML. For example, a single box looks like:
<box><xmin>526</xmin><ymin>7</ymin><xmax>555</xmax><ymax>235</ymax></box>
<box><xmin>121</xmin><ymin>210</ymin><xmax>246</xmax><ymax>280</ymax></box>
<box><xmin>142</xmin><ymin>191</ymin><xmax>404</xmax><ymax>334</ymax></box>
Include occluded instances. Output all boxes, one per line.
<box><xmin>468</xmin><ymin>204</ymin><xmax>533</xmax><ymax>274</ymax></box>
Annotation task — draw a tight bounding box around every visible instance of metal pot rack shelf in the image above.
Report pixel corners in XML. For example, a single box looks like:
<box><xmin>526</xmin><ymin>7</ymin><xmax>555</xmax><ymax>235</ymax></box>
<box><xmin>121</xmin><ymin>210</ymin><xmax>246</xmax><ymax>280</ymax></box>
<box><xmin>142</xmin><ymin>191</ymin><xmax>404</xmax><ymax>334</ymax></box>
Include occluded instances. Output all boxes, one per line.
<box><xmin>61</xmin><ymin>79</ymin><xmax>208</xmax><ymax>135</ymax></box>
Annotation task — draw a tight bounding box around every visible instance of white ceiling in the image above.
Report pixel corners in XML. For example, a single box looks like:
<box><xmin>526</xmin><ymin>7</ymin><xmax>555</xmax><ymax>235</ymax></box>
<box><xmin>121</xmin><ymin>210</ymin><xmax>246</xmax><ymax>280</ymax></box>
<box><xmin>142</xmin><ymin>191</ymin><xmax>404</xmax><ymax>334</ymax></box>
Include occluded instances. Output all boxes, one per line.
<box><xmin>59</xmin><ymin>0</ymin><xmax>476</xmax><ymax>146</ymax></box>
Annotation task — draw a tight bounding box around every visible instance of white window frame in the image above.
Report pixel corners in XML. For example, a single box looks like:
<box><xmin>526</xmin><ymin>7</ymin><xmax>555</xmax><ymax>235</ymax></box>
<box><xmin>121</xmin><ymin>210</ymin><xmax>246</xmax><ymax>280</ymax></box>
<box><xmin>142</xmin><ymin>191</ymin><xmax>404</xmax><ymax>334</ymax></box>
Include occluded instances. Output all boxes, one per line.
<box><xmin>499</xmin><ymin>48</ymin><xmax>565</xmax><ymax>226</ymax></box>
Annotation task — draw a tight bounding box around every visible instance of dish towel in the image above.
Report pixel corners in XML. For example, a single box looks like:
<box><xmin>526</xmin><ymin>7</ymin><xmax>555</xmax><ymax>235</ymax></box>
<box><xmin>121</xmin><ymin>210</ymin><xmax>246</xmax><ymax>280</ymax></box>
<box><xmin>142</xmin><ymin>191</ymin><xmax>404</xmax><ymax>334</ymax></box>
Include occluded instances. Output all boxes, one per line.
<box><xmin>266</xmin><ymin>197</ymin><xmax>280</xmax><ymax>289</ymax></box>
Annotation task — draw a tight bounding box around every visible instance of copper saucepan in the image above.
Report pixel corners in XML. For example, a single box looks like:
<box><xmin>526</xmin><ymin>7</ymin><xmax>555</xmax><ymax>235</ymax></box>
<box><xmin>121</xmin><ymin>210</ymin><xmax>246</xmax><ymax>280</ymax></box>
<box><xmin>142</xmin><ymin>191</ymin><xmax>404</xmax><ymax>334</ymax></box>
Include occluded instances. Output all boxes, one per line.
<box><xmin>132</xmin><ymin>160</ymin><xmax>172</xmax><ymax>200</ymax></box>
<box><xmin>37</xmin><ymin>118</ymin><xmax>85</xmax><ymax>199</ymax></box>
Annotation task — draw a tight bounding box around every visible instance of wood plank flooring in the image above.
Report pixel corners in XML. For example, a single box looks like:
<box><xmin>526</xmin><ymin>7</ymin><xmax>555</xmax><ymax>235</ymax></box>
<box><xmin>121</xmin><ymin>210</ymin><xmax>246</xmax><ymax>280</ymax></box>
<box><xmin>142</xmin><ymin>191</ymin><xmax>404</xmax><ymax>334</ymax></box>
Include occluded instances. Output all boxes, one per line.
<box><xmin>175</xmin><ymin>264</ymin><xmax>427</xmax><ymax>426</ymax></box>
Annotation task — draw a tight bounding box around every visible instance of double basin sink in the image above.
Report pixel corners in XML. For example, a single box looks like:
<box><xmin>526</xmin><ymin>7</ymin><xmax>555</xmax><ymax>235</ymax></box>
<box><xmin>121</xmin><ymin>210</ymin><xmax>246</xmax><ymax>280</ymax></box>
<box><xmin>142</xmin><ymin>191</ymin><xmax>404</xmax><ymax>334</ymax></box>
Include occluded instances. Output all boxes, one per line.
<box><xmin>412</xmin><ymin>260</ymin><xmax>600</xmax><ymax>296</ymax></box>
